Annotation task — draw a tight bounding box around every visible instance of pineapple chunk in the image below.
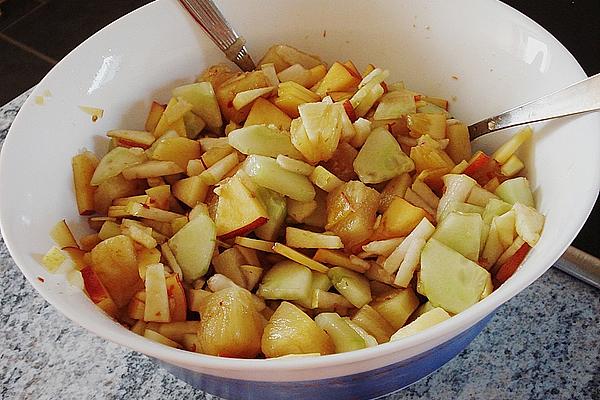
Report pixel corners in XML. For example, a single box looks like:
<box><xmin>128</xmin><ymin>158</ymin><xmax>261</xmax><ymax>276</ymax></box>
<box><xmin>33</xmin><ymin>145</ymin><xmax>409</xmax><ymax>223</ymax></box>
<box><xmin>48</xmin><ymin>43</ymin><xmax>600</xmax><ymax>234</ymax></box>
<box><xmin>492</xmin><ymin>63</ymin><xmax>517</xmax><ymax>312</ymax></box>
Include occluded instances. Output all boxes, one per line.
<box><xmin>351</xmin><ymin>305</ymin><xmax>395</xmax><ymax>344</ymax></box>
<box><xmin>198</xmin><ymin>286</ymin><xmax>264</xmax><ymax>358</ymax></box>
<box><xmin>261</xmin><ymin>302</ymin><xmax>334</xmax><ymax>357</ymax></box>
<box><xmin>314</xmin><ymin>62</ymin><xmax>361</xmax><ymax>98</ymax></box>
<box><xmin>244</xmin><ymin>97</ymin><xmax>291</xmax><ymax>131</ymax></box>
<box><xmin>371</xmin><ymin>288</ymin><xmax>420</xmax><ymax>330</ymax></box>
<box><xmin>274</xmin><ymin>81</ymin><xmax>321</xmax><ymax>118</ymax></box>
<box><xmin>373</xmin><ymin>197</ymin><xmax>428</xmax><ymax>240</ymax></box>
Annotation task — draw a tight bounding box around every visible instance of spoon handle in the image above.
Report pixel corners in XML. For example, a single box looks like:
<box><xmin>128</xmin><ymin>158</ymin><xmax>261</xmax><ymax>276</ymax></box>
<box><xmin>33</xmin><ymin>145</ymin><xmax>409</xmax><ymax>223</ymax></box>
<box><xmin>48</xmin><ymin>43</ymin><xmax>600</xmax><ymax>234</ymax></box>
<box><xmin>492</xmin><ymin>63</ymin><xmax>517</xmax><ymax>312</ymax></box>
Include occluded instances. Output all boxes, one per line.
<box><xmin>469</xmin><ymin>72</ymin><xmax>600</xmax><ymax>140</ymax></box>
<box><xmin>178</xmin><ymin>0</ymin><xmax>256</xmax><ymax>71</ymax></box>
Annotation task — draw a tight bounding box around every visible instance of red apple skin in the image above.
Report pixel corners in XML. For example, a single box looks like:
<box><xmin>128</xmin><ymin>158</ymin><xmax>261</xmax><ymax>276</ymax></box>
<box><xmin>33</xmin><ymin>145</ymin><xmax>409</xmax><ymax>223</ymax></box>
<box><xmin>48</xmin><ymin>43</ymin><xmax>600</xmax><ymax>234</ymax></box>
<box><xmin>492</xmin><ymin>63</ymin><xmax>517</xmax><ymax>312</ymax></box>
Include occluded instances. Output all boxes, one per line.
<box><xmin>218</xmin><ymin>216</ymin><xmax>268</xmax><ymax>240</ymax></box>
<box><xmin>166</xmin><ymin>274</ymin><xmax>188</xmax><ymax>322</ymax></box>
<box><xmin>463</xmin><ymin>151</ymin><xmax>503</xmax><ymax>186</ymax></box>
<box><xmin>495</xmin><ymin>243</ymin><xmax>531</xmax><ymax>284</ymax></box>
<box><xmin>81</xmin><ymin>266</ymin><xmax>119</xmax><ymax>317</ymax></box>
<box><xmin>117</xmin><ymin>139</ymin><xmax>151</xmax><ymax>150</ymax></box>
<box><xmin>343</xmin><ymin>100</ymin><xmax>357</xmax><ymax>122</ymax></box>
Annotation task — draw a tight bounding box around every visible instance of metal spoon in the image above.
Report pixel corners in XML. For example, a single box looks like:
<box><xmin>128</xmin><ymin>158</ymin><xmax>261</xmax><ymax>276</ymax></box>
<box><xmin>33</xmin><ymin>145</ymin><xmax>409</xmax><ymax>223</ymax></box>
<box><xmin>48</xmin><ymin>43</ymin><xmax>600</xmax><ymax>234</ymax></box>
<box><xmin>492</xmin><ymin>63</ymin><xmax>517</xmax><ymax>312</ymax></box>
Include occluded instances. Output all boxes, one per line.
<box><xmin>177</xmin><ymin>0</ymin><xmax>599</xmax><ymax>289</ymax></box>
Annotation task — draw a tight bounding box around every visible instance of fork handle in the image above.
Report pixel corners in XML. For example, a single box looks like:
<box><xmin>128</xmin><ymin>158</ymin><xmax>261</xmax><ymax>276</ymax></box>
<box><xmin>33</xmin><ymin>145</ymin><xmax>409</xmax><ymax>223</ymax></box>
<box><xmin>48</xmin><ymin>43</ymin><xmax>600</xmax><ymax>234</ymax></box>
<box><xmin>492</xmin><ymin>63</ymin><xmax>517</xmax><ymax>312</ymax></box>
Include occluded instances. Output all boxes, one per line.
<box><xmin>554</xmin><ymin>246</ymin><xmax>600</xmax><ymax>290</ymax></box>
<box><xmin>469</xmin><ymin>72</ymin><xmax>600</xmax><ymax>140</ymax></box>
<box><xmin>178</xmin><ymin>0</ymin><xmax>256</xmax><ymax>71</ymax></box>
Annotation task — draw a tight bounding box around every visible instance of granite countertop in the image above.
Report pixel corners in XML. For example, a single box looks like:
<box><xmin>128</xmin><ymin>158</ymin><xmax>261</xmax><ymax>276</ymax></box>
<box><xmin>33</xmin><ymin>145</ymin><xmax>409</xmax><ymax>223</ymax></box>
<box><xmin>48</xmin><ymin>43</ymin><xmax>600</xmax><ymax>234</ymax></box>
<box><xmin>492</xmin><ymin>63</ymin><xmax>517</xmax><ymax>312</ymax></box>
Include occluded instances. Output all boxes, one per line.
<box><xmin>1</xmin><ymin>91</ymin><xmax>598</xmax><ymax>400</ymax></box>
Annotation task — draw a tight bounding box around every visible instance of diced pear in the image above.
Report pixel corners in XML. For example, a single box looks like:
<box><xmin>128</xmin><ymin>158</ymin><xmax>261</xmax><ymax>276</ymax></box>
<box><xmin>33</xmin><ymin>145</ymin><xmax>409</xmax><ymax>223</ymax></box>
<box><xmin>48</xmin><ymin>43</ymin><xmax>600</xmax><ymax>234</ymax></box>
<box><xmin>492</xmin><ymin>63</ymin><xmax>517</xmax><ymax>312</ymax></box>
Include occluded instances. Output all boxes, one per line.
<box><xmin>243</xmin><ymin>155</ymin><xmax>315</xmax><ymax>202</ymax></box>
<box><xmin>328</xmin><ymin>267</ymin><xmax>371</xmax><ymax>308</ymax></box>
<box><xmin>371</xmin><ymin>288</ymin><xmax>420</xmax><ymax>330</ymax></box>
<box><xmin>198</xmin><ymin>286</ymin><xmax>264</xmax><ymax>358</ymax></box>
<box><xmin>167</xmin><ymin>213</ymin><xmax>216</xmax><ymax>282</ymax></box>
<box><xmin>172</xmin><ymin>82</ymin><xmax>223</xmax><ymax>130</ymax></box>
<box><xmin>390</xmin><ymin>307</ymin><xmax>451</xmax><ymax>341</ymax></box>
<box><xmin>314</xmin><ymin>313</ymin><xmax>366</xmax><ymax>353</ymax></box>
<box><xmin>90</xmin><ymin>147</ymin><xmax>146</xmax><ymax>186</ymax></box>
<box><xmin>513</xmin><ymin>203</ymin><xmax>545</xmax><ymax>246</ymax></box>
<box><xmin>420</xmin><ymin>239</ymin><xmax>490</xmax><ymax>314</ymax></box>
<box><xmin>495</xmin><ymin>177</ymin><xmax>535</xmax><ymax>207</ymax></box>
<box><xmin>353</xmin><ymin>128</ymin><xmax>414</xmax><ymax>184</ymax></box>
<box><xmin>432</xmin><ymin>212</ymin><xmax>484</xmax><ymax>261</ymax></box>
<box><xmin>257</xmin><ymin>261</ymin><xmax>313</xmax><ymax>302</ymax></box>
<box><xmin>228</xmin><ymin>125</ymin><xmax>302</xmax><ymax>158</ymax></box>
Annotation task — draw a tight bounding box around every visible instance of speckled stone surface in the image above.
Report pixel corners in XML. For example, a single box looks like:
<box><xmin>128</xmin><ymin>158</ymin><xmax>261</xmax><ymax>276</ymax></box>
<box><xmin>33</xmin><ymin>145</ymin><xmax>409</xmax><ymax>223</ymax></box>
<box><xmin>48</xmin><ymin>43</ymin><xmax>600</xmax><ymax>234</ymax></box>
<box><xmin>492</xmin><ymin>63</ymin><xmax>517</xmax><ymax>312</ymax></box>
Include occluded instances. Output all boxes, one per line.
<box><xmin>1</xmin><ymin>91</ymin><xmax>598</xmax><ymax>400</ymax></box>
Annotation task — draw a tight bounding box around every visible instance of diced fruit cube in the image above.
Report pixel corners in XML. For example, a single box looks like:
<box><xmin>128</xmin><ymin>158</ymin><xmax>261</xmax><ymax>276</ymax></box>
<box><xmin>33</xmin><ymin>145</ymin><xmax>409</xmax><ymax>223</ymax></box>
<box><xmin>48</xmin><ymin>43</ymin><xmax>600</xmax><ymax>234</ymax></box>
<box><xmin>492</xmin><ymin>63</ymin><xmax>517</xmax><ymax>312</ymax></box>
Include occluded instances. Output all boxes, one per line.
<box><xmin>445</xmin><ymin>122</ymin><xmax>472</xmax><ymax>163</ymax></box>
<box><xmin>373</xmin><ymin>91</ymin><xmax>416</xmax><ymax>120</ymax></box>
<box><xmin>228</xmin><ymin>125</ymin><xmax>302</xmax><ymax>158</ymax></box>
<box><xmin>390</xmin><ymin>307</ymin><xmax>451</xmax><ymax>340</ymax></box>
<box><xmin>72</xmin><ymin>151</ymin><xmax>99</xmax><ymax>215</ymax></box>
<box><xmin>328</xmin><ymin>267</ymin><xmax>371</xmax><ymax>308</ymax></box>
<box><xmin>353</xmin><ymin>127</ymin><xmax>414</xmax><ymax>184</ymax></box>
<box><xmin>258</xmin><ymin>44</ymin><xmax>323</xmax><ymax>72</ymax></box>
<box><xmin>90</xmin><ymin>147</ymin><xmax>146</xmax><ymax>186</ymax></box>
<box><xmin>243</xmin><ymin>155</ymin><xmax>316</xmax><ymax>202</ymax></box>
<box><xmin>216</xmin><ymin>71</ymin><xmax>270</xmax><ymax>123</ymax></box>
<box><xmin>351</xmin><ymin>305</ymin><xmax>395</xmax><ymax>344</ymax></box>
<box><xmin>314</xmin><ymin>313</ymin><xmax>366</xmax><ymax>353</ymax></box>
<box><xmin>90</xmin><ymin>235</ymin><xmax>143</xmax><ymax>308</ymax></box>
<box><xmin>513</xmin><ymin>203</ymin><xmax>545</xmax><ymax>246</ymax></box>
<box><xmin>492</xmin><ymin>126</ymin><xmax>532</xmax><ymax>164</ymax></box>
<box><xmin>432</xmin><ymin>212</ymin><xmax>484</xmax><ymax>261</ymax></box>
<box><xmin>371</xmin><ymin>288</ymin><xmax>420</xmax><ymax>330</ymax></box>
<box><xmin>198</xmin><ymin>286</ymin><xmax>264</xmax><ymax>358</ymax></box>
<box><xmin>172</xmin><ymin>82</ymin><xmax>223</xmax><ymax>130</ymax></box>
<box><xmin>149</xmin><ymin>137</ymin><xmax>201</xmax><ymax>170</ymax></box>
<box><xmin>257</xmin><ymin>261</ymin><xmax>313</xmax><ymax>302</ymax></box>
<box><xmin>81</xmin><ymin>266</ymin><xmax>119</xmax><ymax>317</ymax></box>
<box><xmin>144</xmin><ymin>264</ymin><xmax>170</xmax><ymax>323</ymax></box>
<box><xmin>320</xmin><ymin>142</ymin><xmax>358</xmax><ymax>182</ymax></box>
<box><xmin>373</xmin><ymin>197</ymin><xmax>428</xmax><ymax>240</ymax></box>
<box><xmin>495</xmin><ymin>177</ymin><xmax>535</xmax><ymax>207</ymax></box>
<box><xmin>326</xmin><ymin>181</ymin><xmax>380</xmax><ymax>251</ymax></box>
<box><xmin>261</xmin><ymin>302</ymin><xmax>334</xmax><ymax>357</ymax></box>
<box><xmin>285</xmin><ymin>227</ymin><xmax>343</xmax><ymax>249</ymax></box>
<box><xmin>168</xmin><ymin>213</ymin><xmax>216</xmax><ymax>282</ymax></box>
<box><xmin>314</xmin><ymin>62</ymin><xmax>361</xmax><ymax>98</ymax></box>
<box><xmin>254</xmin><ymin>186</ymin><xmax>287</xmax><ymax>241</ymax></box>
<box><xmin>244</xmin><ymin>97</ymin><xmax>292</xmax><ymax>131</ymax></box>
<box><xmin>407</xmin><ymin>113</ymin><xmax>446</xmax><ymax>139</ymax></box>
<box><xmin>420</xmin><ymin>239</ymin><xmax>491</xmax><ymax>314</ymax></box>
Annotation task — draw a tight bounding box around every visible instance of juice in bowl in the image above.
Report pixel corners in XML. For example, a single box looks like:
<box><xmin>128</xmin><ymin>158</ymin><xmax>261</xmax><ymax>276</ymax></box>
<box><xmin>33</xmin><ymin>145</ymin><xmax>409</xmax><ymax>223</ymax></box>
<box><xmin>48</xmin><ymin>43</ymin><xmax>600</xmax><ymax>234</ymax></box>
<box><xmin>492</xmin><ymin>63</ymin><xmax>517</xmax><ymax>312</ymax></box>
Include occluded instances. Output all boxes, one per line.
<box><xmin>0</xmin><ymin>0</ymin><xmax>598</xmax><ymax>399</ymax></box>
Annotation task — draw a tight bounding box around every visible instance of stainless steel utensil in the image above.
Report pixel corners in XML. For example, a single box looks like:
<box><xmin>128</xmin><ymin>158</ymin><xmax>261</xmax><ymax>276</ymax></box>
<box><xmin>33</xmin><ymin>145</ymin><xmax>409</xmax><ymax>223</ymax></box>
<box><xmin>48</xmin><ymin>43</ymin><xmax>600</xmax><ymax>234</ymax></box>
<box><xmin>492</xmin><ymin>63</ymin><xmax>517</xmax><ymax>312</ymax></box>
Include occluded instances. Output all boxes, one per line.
<box><xmin>178</xmin><ymin>0</ymin><xmax>256</xmax><ymax>71</ymax></box>
<box><xmin>468</xmin><ymin>73</ymin><xmax>600</xmax><ymax>140</ymax></box>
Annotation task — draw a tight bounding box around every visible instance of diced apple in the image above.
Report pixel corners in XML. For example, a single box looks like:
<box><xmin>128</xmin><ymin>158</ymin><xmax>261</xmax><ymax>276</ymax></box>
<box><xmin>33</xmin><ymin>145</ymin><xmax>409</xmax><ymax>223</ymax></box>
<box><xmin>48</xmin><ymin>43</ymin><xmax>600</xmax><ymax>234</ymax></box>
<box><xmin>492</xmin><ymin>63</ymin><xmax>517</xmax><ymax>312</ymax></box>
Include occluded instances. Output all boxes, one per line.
<box><xmin>234</xmin><ymin>237</ymin><xmax>275</xmax><ymax>253</ymax></box>
<box><xmin>126</xmin><ymin>203</ymin><xmax>184</xmax><ymax>222</ymax></box>
<box><xmin>313</xmin><ymin>249</ymin><xmax>369</xmax><ymax>273</ymax></box>
<box><xmin>81</xmin><ymin>266</ymin><xmax>119</xmax><ymax>318</ymax></box>
<box><xmin>199</xmin><ymin>152</ymin><xmax>239</xmax><ymax>185</ymax></box>
<box><xmin>353</xmin><ymin>127</ymin><xmax>414</xmax><ymax>184</ymax></box>
<box><xmin>420</xmin><ymin>239</ymin><xmax>490</xmax><ymax>314</ymax></box>
<box><xmin>146</xmin><ymin>321</ymin><xmax>201</xmax><ymax>343</ymax></box>
<box><xmin>198</xmin><ymin>286</ymin><xmax>264</xmax><ymax>358</ymax></box>
<box><xmin>232</xmin><ymin>86</ymin><xmax>274</xmax><ymax>110</ymax></box>
<box><xmin>50</xmin><ymin>219</ymin><xmax>78</xmax><ymax>248</ymax></box>
<box><xmin>244</xmin><ymin>154</ymin><xmax>315</xmax><ymax>202</ymax></box>
<box><xmin>171</xmin><ymin>175</ymin><xmax>208</xmax><ymax>208</ymax></box>
<box><xmin>149</xmin><ymin>137</ymin><xmax>201</xmax><ymax>170</ymax></box>
<box><xmin>373</xmin><ymin>91</ymin><xmax>416</xmax><ymax>120</ymax></box>
<box><xmin>214</xmin><ymin>174</ymin><xmax>269</xmax><ymax>238</ymax></box>
<box><xmin>277</xmin><ymin>64</ymin><xmax>313</xmax><ymax>87</ymax></box>
<box><xmin>285</xmin><ymin>227</ymin><xmax>343</xmax><ymax>249</ymax></box>
<box><xmin>122</xmin><ymin>160</ymin><xmax>183</xmax><ymax>180</ymax></box>
<box><xmin>258</xmin><ymin>44</ymin><xmax>323</xmax><ymax>72</ymax></box>
<box><xmin>513</xmin><ymin>203</ymin><xmax>545</xmax><ymax>246</ymax></box>
<box><xmin>107</xmin><ymin>130</ymin><xmax>155</xmax><ymax>148</ymax></box>
<box><xmin>500</xmin><ymin>154</ymin><xmax>525</xmax><ymax>177</ymax></box>
<box><xmin>492</xmin><ymin>126</ymin><xmax>532</xmax><ymax>164</ymax></box>
<box><xmin>168</xmin><ymin>213</ymin><xmax>216</xmax><ymax>282</ymax></box>
<box><xmin>144</xmin><ymin>263</ymin><xmax>170</xmax><ymax>323</ymax></box>
<box><xmin>212</xmin><ymin>247</ymin><xmax>248</xmax><ymax>288</ymax></box>
<box><xmin>445</xmin><ymin>122</ymin><xmax>471</xmax><ymax>163</ymax></box>
<box><xmin>437</xmin><ymin>174</ymin><xmax>478</xmax><ymax>221</ymax></box>
<box><xmin>261</xmin><ymin>301</ymin><xmax>334</xmax><ymax>358</ymax></box>
<box><xmin>41</xmin><ymin>246</ymin><xmax>66</xmax><ymax>273</ymax></box>
<box><xmin>272</xmin><ymin>243</ymin><xmax>329</xmax><ymax>273</ymax></box>
<box><xmin>276</xmin><ymin>155</ymin><xmax>314</xmax><ymax>176</ymax></box>
<box><xmin>390</xmin><ymin>307</ymin><xmax>451</xmax><ymax>341</ymax></box>
<box><xmin>371</xmin><ymin>288</ymin><xmax>420</xmax><ymax>330</ymax></box>
<box><xmin>90</xmin><ymin>147</ymin><xmax>146</xmax><ymax>186</ymax></box>
<box><xmin>495</xmin><ymin>242</ymin><xmax>531</xmax><ymax>283</ymax></box>
<box><xmin>274</xmin><ymin>81</ymin><xmax>321</xmax><ymax>118</ymax></box>
<box><xmin>216</xmin><ymin>71</ymin><xmax>270</xmax><ymax>123</ymax></box>
<box><xmin>351</xmin><ymin>305</ymin><xmax>395</xmax><ymax>344</ymax></box>
<box><xmin>244</xmin><ymin>97</ymin><xmax>292</xmax><ymax>131</ymax></box>
<box><xmin>72</xmin><ymin>151</ymin><xmax>99</xmax><ymax>215</ymax></box>
<box><xmin>143</xmin><ymin>329</ymin><xmax>182</xmax><ymax>348</ymax></box>
<box><xmin>153</xmin><ymin>97</ymin><xmax>194</xmax><ymax>137</ymax></box>
<box><xmin>145</xmin><ymin>101</ymin><xmax>165</xmax><ymax>132</ymax></box>
<box><xmin>91</xmin><ymin>235</ymin><xmax>143</xmax><ymax>308</ymax></box>
<box><xmin>172</xmin><ymin>82</ymin><xmax>223</xmax><ymax>130</ymax></box>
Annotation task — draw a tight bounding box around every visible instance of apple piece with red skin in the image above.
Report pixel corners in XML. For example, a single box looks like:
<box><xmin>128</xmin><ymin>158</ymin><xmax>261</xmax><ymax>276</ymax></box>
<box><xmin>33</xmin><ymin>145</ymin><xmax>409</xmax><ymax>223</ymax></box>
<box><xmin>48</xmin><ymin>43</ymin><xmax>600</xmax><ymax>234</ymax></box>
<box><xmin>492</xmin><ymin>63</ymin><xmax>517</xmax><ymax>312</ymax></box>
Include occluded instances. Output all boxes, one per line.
<box><xmin>81</xmin><ymin>266</ymin><xmax>119</xmax><ymax>318</ymax></box>
<box><xmin>214</xmin><ymin>174</ymin><xmax>269</xmax><ymax>239</ymax></box>
<box><xmin>495</xmin><ymin>242</ymin><xmax>531</xmax><ymax>284</ymax></box>
<box><xmin>166</xmin><ymin>274</ymin><xmax>187</xmax><ymax>322</ymax></box>
<box><xmin>342</xmin><ymin>100</ymin><xmax>357</xmax><ymax>122</ymax></box>
<box><xmin>463</xmin><ymin>151</ymin><xmax>504</xmax><ymax>186</ymax></box>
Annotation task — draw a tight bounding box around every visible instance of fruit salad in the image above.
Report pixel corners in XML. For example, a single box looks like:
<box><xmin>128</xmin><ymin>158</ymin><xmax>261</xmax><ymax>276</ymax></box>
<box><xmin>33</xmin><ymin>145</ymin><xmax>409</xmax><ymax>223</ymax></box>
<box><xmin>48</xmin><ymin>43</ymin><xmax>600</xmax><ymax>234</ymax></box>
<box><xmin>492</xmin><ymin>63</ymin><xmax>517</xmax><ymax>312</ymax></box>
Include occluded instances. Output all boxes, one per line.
<box><xmin>43</xmin><ymin>44</ymin><xmax>545</xmax><ymax>358</ymax></box>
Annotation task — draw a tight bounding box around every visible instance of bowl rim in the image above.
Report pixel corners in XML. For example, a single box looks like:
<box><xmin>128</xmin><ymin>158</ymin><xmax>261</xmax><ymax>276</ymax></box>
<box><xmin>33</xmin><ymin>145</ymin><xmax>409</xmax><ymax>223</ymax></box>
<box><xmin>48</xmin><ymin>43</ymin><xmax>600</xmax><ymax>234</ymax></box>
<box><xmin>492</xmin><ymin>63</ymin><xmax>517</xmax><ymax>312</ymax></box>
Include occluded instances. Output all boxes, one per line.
<box><xmin>1</xmin><ymin>0</ymin><xmax>599</xmax><ymax>376</ymax></box>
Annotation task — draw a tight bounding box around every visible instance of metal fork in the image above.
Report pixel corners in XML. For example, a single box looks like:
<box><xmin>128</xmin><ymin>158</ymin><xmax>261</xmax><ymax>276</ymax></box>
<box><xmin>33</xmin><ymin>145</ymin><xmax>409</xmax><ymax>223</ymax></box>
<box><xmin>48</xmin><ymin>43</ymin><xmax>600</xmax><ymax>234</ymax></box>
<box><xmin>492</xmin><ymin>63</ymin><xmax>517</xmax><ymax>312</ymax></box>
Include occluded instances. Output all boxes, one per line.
<box><xmin>178</xmin><ymin>0</ymin><xmax>256</xmax><ymax>71</ymax></box>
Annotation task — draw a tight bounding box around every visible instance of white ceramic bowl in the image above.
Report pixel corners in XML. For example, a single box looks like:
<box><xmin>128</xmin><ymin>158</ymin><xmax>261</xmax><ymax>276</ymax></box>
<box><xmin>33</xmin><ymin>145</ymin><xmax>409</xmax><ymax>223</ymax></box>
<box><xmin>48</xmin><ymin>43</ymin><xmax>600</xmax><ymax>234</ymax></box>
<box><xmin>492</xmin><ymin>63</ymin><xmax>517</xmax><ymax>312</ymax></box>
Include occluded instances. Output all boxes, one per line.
<box><xmin>1</xmin><ymin>0</ymin><xmax>598</xmax><ymax>398</ymax></box>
